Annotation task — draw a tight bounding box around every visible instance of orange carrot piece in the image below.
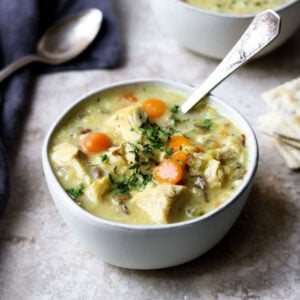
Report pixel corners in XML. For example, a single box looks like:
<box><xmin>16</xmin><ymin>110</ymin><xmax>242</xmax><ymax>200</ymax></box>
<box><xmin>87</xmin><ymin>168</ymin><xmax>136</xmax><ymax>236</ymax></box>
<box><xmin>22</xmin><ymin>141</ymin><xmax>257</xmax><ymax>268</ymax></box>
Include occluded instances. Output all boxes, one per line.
<box><xmin>121</xmin><ymin>93</ymin><xmax>138</xmax><ymax>102</ymax></box>
<box><xmin>142</xmin><ymin>98</ymin><xmax>166</xmax><ymax>120</ymax></box>
<box><xmin>81</xmin><ymin>132</ymin><xmax>112</xmax><ymax>153</ymax></box>
<box><xmin>171</xmin><ymin>151</ymin><xmax>189</xmax><ymax>164</ymax></box>
<box><xmin>219</xmin><ymin>129</ymin><xmax>229</xmax><ymax>137</ymax></box>
<box><xmin>168</xmin><ymin>135</ymin><xmax>191</xmax><ymax>152</ymax></box>
<box><xmin>153</xmin><ymin>160</ymin><xmax>184</xmax><ymax>184</ymax></box>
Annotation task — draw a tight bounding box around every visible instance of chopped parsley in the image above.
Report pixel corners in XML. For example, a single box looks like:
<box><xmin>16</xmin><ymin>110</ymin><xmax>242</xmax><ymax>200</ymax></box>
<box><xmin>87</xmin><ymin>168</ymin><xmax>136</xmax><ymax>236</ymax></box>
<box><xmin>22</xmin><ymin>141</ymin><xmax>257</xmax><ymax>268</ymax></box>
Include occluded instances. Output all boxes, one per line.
<box><xmin>107</xmin><ymin>118</ymin><xmax>179</xmax><ymax>197</ymax></box>
<box><xmin>129</xmin><ymin>163</ymin><xmax>140</xmax><ymax>170</ymax></box>
<box><xmin>109</xmin><ymin>175</ymin><xmax>130</xmax><ymax>195</ymax></box>
<box><xmin>139</xmin><ymin>119</ymin><xmax>175</xmax><ymax>150</ymax></box>
<box><xmin>142</xmin><ymin>143</ymin><xmax>155</xmax><ymax>157</ymax></box>
<box><xmin>128</xmin><ymin>142</ymin><xmax>140</xmax><ymax>161</ymax></box>
<box><xmin>109</xmin><ymin>172</ymin><xmax>152</xmax><ymax>196</ymax></box>
<box><xmin>170</xmin><ymin>105</ymin><xmax>180</xmax><ymax>113</ymax></box>
<box><xmin>66</xmin><ymin>183</ymin><xmax>85</xmax><ymax>200</ymax></box>
<box><xmin>142</xmin><ymin>174</ymin><xmax>153</xmax><ymax>186</ymax></box>
<box><xmin>170</xmin><ymin>115</ymin><xmax>181</xmax><ymax>126</ymax></box>
<box><xmin>195</xmin><ymin>118</ymin><xmax>213</xmax><ymax>130</ymax></box>
<box><xmin>100</xmin><ymin>154</ymin><xmax>109</xmax><ymax>162</ymax></box>
<box><xmin>204</xmin><ymin>118</ymin><xmax>213</xmax><ymax>129</ymax></box>
<box><xmin>165</xmin><ymin>148</ymin><xmax>174</xmax><ymax>155</ymax></box>
<box><xmin>170</xmin><ymin>105</ymin><xmax>181</xmax><ymax>125</ymax></box>
<box><xmin>169</xmin><ymin>105</ymin><xmax>190</xmax><ymax>126</ymax></box>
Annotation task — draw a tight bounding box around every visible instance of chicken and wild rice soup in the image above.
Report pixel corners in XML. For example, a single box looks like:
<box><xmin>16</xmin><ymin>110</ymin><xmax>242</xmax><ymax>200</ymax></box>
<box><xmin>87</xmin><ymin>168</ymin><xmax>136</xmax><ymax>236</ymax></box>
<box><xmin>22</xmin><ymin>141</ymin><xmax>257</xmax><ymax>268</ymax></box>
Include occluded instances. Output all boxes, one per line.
<box><xmin>181</xmin><ymin>0</ymin><xmax>291</xmax><ymax>14</ymax></box>
<box><xmin>49</xmin><ymin>84</ymin><xmax>248</xmax><ymax>225</ymax></box>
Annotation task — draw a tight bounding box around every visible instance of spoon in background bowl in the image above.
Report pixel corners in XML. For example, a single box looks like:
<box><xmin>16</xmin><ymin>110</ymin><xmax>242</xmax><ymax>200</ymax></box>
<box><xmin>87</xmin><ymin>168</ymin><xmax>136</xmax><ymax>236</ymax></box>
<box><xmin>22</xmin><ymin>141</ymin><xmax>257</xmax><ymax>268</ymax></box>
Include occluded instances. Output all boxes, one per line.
<box><xmin>181</xmin><ymin>9</ymin><xmax>281</xmax><ymax>114</ymax></box>
<box><xmin>0</xmin><ymin>8</ymin><xmax>103</xmax><ymax>82</ymax></box>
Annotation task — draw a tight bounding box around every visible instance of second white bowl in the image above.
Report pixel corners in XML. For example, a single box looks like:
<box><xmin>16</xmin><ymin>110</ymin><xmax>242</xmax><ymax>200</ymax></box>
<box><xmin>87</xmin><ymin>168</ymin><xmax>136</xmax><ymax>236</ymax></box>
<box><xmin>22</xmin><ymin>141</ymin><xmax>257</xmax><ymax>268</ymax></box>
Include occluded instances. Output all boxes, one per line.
<box><xmin>150</xmin><ymin>0</ymin><xmax>300</xmax><ymax>59</ymax></box>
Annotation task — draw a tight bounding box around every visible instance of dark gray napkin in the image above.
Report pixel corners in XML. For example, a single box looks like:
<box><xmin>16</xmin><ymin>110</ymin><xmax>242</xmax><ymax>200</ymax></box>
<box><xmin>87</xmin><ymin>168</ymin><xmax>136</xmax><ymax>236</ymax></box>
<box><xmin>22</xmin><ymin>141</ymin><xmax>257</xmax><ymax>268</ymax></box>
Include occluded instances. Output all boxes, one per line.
<box><xmin>0</xmin><ymin>0</ymin><xmax>122</xmax><ymax>215</ymax></box>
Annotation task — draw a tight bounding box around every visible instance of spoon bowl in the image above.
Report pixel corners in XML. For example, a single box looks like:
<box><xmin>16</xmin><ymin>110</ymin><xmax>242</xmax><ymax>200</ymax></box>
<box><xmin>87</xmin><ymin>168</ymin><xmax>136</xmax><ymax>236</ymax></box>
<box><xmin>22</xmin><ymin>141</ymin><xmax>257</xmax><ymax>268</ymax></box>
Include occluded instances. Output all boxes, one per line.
<box><xmin>0</xmin><ymin>8</ymin><xmax>103</xmax><ymax>81</ymax></box>
<box><xmin>37</xmin><ymin>9</ymin><xmax>103</xmax><ymax>64</ymax></box>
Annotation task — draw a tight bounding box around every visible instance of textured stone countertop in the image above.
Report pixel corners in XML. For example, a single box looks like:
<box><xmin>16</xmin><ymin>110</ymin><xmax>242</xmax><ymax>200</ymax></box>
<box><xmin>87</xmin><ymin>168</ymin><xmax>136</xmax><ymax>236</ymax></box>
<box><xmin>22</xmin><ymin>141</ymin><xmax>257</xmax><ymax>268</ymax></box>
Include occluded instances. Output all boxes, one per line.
<box><xmin>1</xmin><ymin>0</ymin><xmax>300</xmax><ymax>299</ymax></box>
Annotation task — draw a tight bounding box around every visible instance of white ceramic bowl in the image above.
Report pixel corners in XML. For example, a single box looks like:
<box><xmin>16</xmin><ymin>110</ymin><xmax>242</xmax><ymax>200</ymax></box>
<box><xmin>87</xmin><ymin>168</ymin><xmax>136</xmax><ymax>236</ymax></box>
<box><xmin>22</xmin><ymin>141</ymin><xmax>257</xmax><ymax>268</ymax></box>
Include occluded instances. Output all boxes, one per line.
<box><xmin>150</xmin><ymin>0</ymin><xmax>300</xmax><ymax>59</ymax></box>
<box><xmin>42</xmin><ymin>79</ymin><xmax>259</xmax><ymax>269</ymax></box>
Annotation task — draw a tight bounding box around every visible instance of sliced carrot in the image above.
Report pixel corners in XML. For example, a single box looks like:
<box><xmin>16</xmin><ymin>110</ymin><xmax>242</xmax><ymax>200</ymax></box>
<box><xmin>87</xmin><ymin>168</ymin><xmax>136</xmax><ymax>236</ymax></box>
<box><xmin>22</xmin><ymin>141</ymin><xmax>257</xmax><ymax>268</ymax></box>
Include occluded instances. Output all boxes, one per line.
<box><xmin>121</xmin><ymin>93</ymin><xmax>138</xmax><ymax>102</ymax></box>
<box><xmin>142</xmin><ymin>98</ymin><xmax>166</xmax><ymax>120</ymax></box>
<box><xmin>168</xmin><ymin>135</ymin><xmax>191</xmax><ymax>152</ymax></box>
<box><xmin>81</xmin><ymin>132</ymin><xmax>112</xmax><ymax>153</ymax></box>
<box><xmin>153</xmin><ymin>160</ymin><xmax>184</xmax><ymax>184</ymax></box>
<box><xmin>171</xmin><ymin>151</ymin><xmax>189</xmax><ymax>164</ymax></box>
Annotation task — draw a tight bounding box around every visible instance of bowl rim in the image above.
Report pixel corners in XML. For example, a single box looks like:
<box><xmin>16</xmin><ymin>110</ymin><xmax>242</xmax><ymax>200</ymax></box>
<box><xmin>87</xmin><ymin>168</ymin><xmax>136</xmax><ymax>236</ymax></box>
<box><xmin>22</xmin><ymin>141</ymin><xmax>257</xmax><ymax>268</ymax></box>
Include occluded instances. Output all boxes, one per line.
<box><xmin>175</xmin><ymin>0</ymin><xmax>300</xmax><ymax>18</ymax></box>
<box><xmin>42</xmin><ymin>78</ymin><xmax>259</xmax><ymax>231</ymax></box>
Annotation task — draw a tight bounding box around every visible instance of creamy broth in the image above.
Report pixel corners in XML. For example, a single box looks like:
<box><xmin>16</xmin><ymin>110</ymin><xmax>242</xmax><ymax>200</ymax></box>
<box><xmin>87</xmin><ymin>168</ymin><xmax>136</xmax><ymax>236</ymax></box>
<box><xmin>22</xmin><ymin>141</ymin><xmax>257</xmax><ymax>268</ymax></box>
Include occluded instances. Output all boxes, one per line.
<box><xmin>49</xmin><ymin>84</ymin><xmax>248</xmax><ymax>225</ymax></box>
<box><xmin>181</xmin><ymin>0</ymin><xmax>291</xmax><ymax>14</ymax></box>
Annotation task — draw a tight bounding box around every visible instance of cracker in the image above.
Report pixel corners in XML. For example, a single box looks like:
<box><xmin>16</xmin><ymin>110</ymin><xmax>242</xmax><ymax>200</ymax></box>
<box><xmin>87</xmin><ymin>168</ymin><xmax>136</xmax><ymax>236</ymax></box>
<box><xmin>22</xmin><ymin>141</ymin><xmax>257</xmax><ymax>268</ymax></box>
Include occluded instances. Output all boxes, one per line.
<box><xmin>258</xmin><ymin>112</ymin><xmax>300</xmax><ymax>169</ymax></box>
<box><xmin>262</xmin><ymin>77</ymin><xmax>300</xmax><ymax>136</ymax></box>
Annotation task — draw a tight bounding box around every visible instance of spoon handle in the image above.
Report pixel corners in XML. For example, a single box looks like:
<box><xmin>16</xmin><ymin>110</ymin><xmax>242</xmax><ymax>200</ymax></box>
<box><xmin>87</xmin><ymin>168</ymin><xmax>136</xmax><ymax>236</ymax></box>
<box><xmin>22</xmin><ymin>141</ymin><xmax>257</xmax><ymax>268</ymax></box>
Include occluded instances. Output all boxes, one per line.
<box><xmin>0</xmin><ymin>55</ymin><xmax>41</xmax><ymax>82</ymax></box>
<box><xmin>180</xmin><ymin>9</ymin><xmax>281</xmax><ymax>114</ymax></box>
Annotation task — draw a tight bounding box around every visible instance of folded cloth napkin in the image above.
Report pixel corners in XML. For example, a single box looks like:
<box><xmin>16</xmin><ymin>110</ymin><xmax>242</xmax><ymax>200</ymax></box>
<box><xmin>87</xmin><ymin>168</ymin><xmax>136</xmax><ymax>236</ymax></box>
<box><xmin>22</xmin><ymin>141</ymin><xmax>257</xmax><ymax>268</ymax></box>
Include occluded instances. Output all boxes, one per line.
<box><xmin>0</xmin><ymin>0</ymin><xmax>121</xmax><ymax>215</ymax></box>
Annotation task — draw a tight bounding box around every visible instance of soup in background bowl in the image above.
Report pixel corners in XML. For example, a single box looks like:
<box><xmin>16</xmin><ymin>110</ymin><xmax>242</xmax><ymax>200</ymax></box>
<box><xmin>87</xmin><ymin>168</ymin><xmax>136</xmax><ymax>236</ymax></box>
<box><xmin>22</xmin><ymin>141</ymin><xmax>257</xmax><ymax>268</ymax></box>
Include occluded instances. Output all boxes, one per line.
<box><xmin>182</xmin><ymin>0</ymin><xmax>292</xmax><ymax>15</ymax></box>
<box><xmin>42</xmin><ymin>79</ymin><xmax>258</xmax><ymax>269</ymax></box>
<box><xmin>150</xmin><ymin>0</ymin><xmax>300</xmax><ymax>59</ymax></box>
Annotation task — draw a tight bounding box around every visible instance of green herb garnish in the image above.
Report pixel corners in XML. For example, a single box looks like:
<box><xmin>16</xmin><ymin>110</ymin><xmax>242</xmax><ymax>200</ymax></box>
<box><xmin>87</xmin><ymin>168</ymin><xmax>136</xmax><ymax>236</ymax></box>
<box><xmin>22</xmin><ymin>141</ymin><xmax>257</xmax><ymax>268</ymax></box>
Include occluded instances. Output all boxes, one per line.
<box><xmin>170</xmin><ymin>105</ymin><xmax>181</xmax><ymax>125</ymax></box>
<box><xmin>170</xmin><ymin>116</ymin><xmax>181</xmax><ymax>126</ymax></box>
<box><xmin>204</xmin><ymin>118</ymin><xmax>213</xmax><ymax>129</ymax></box>
<box><xmin>165</xmin><ymin>148</ymin><xmax>174</xmax><ymax>155</ymax></box>
<box><xmin>195</xmin><ymin>119</ymin><xmax>213</xmax><ymax>130</ymax></box>
<box><xmin>109</xmin><ymin>156</ymin><xmax>153</xmax><ymax>196</ymax></box>
<box><xmin>109</xmin><ymin>175</ymin><xmax>131</xmax><ymax>196</ymax></box>
<box><xmin>66</xmin><ymin>183</ymin><xmax>85</xmax><ymax>200</ymax></box>
<box><xmin>142</xmin><ymin>143</ymin><xmax>155</xmax><ymax>157</ymax></box>
<box><xmin>129</xmin><ymin>163</ymin><xmax>140</xmax><ymax>170</ymax></box>
<box><xmin>100</xmin><ymin>154</ymin><xmax>109</xmax><ymax>162</ymax></box>
<box><xmin>113</xmin><ymin>166</ymin><xmax>118</xmax><ymax>174</ymax></box>
<box><xmin>170</xmin><ymin>105</ymin><xmax>180</xmax><ymax>113</ymax></box>
<box><xmin>141</xmin><ymin>173</ymin><xmax>152</xmax><ymax>186</ymax></box>
<box><xmin>139</xmin><ymin>119</ymin><xmax>175</xmax><ymax>151</ymax></box>
<box><xmin>128</xmin><ymin>142</ymin><xmax>140</xmax><ymax>161</ymax></box>
<box><xmin>109</xmin><ymin>171</ymin><xmax>151</xmax><ymax>196</ymax></box>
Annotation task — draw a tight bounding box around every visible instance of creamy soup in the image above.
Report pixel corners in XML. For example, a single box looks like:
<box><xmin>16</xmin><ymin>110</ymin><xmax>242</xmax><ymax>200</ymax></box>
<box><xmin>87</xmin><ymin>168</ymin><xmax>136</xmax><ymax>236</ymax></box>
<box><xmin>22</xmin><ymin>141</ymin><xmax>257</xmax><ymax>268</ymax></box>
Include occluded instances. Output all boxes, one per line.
<box><xmin>49</xmin><ymin>84</ymin><xmax>248</xmax><ymax>225</ymax></box>
<box><xmin>181</xmin><ymin>0</ymin><xmax>291</xmax><ymax>14</ymax></box>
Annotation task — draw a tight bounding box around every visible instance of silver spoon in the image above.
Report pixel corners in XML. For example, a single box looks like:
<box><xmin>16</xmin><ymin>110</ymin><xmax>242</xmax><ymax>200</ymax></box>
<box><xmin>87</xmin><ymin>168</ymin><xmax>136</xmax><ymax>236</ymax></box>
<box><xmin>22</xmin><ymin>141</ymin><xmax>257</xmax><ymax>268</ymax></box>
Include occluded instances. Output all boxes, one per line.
<box><xmin>0</xmin><ymin>8</ymin><xmax>103</xmax><ymax>82</ymax></box>
<box><xmin>181</xmin><ymin>9</ymin><xmax>281</xmax><ymax>114</ymax></box>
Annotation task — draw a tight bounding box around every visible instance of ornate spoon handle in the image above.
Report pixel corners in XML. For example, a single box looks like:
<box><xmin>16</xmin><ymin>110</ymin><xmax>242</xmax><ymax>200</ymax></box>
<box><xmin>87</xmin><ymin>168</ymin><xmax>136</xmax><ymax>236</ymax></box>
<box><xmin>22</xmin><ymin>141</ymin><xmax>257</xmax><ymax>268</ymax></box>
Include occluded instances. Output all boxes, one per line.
<box><xmin>181</xmin><ymin>9</ymin><xmax>281</xmax><ymax>114</ymax></box>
